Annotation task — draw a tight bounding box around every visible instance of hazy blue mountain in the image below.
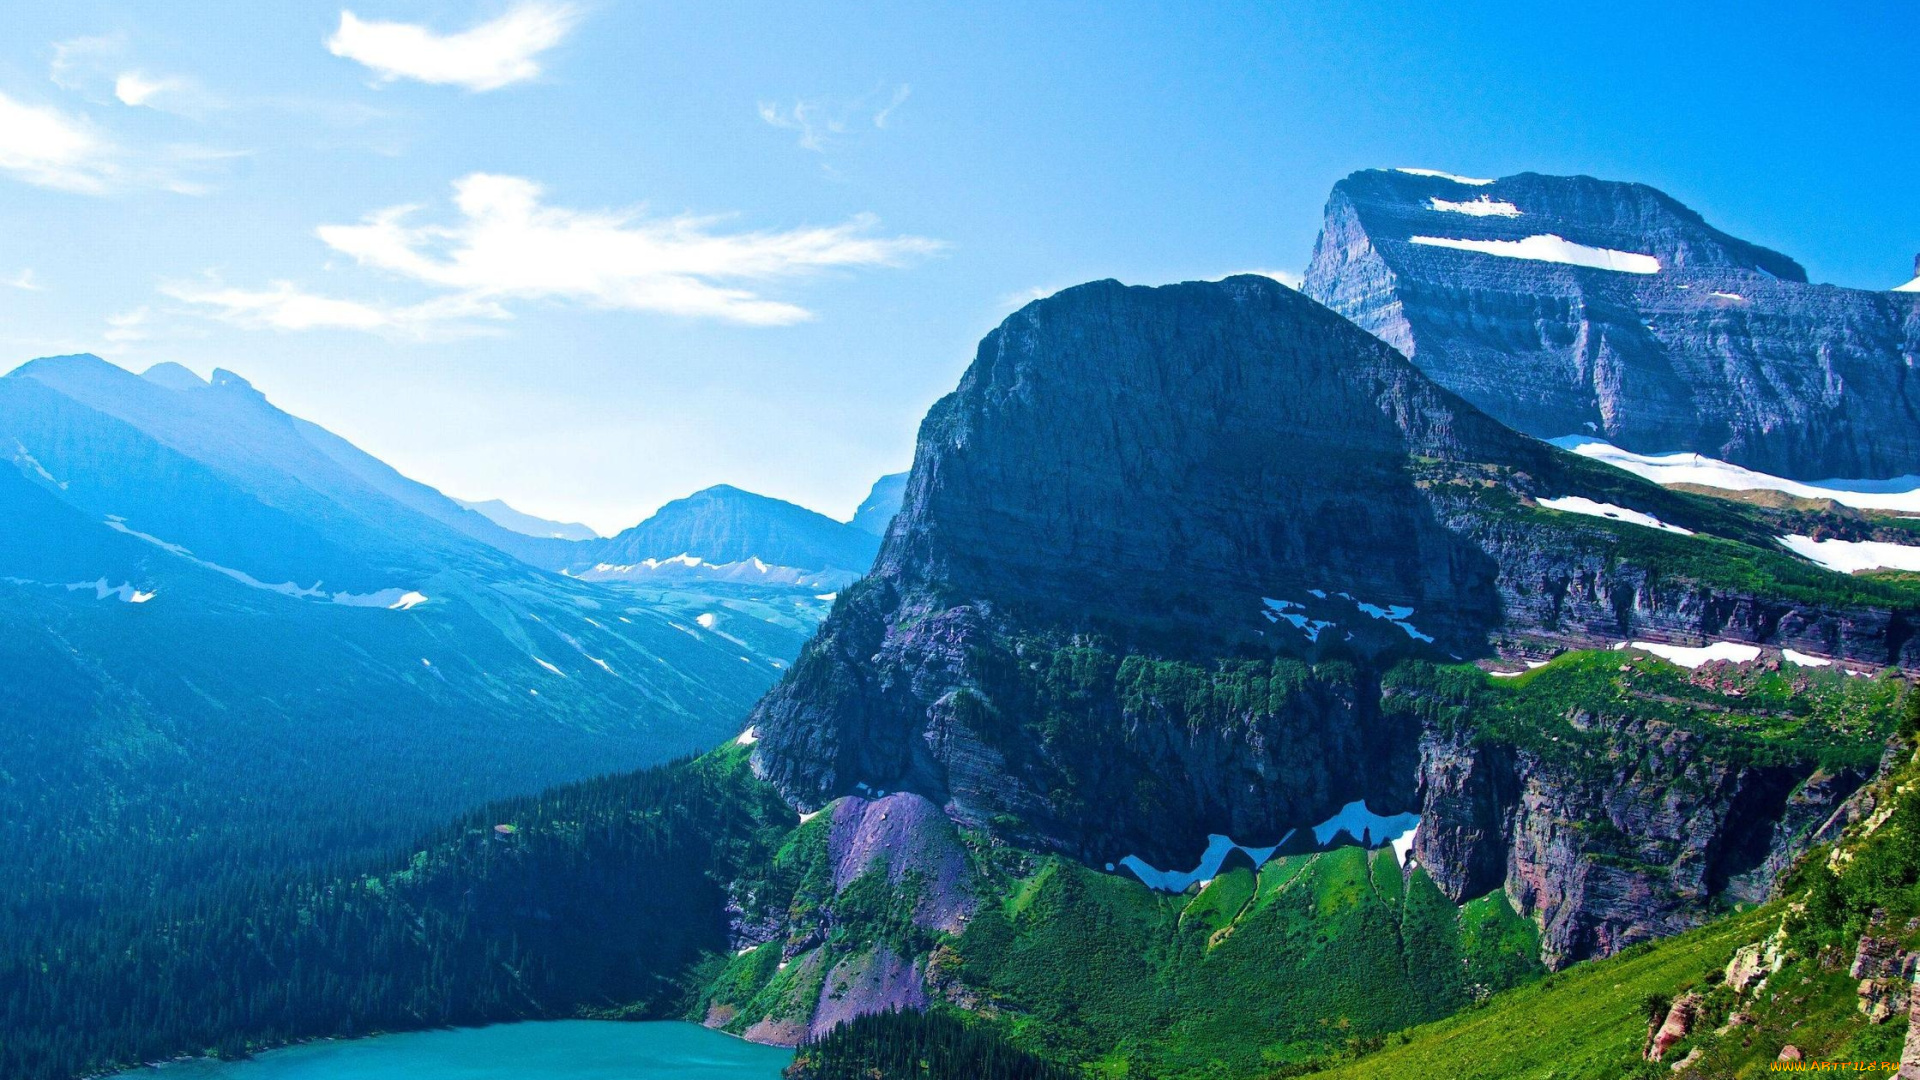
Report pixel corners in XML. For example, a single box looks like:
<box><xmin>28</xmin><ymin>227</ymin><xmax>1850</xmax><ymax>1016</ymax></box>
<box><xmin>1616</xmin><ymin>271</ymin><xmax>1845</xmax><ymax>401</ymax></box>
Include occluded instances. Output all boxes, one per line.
<box><xmin>848</xmin><ymin>471</ymin><xmax>908</xmax><ymax>536</ymax></box>
<box><xmin>1303</xmin><ymin>169</ymin><xmax>1920</xmax><ymax>480</ymax></box>
<box><xmin>456</xmin><ymin>497</ymin><xmax>600</xmax><ymax>540</ymax></box>
<box><xmin>567</xmin><ymin>484</ymin><xmax>881</xmax><ymax>588</ymax></box>
<box><xmin>0</xmin><ymin>353</ymin><xmax>796</xmax><ymax>946</ymax></box>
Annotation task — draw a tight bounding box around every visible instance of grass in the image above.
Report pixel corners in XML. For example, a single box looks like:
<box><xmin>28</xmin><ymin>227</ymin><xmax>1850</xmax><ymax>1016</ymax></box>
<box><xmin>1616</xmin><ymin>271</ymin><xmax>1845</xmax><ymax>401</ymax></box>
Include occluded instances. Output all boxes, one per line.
<box><xmin>1306</xmin><ymin>910</ymin><xmax>1768</xmax><ymax>1080</ymax></box>
<box><xmin>1384</xmin><ymin>652</ymin><xmax>1903</xmax><ymax>778</ymax></box>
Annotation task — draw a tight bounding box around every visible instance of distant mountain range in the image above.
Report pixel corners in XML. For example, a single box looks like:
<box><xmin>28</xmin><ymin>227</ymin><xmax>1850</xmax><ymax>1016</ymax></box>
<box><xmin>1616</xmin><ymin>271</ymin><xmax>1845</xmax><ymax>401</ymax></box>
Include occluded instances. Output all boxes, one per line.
<box><xmin>1304</xmin><ymin>169</ymin><xmax>1920</xmax><ymax>481</ymax></box>
<box><xmin>0</xmin><ymin>354</ymin><xmax>802</xmax><ymax>944</ymax></box>
<box><xmin>455</xmin><ymin>497</ymin><xmax>600</xmax><ymax>541</ymax></box>
<box><xmin>11</xmin><ymin>166</ymin><xmax>1920</xmax><ymax>1080</ymax></box>
<box><xmin>559</xmin><ymin>484</ymin><xmax>881</xmax><ymax>589</ymax></box>
<box><xmin>849</xmin><ymin>472</ymin><xmax>908</xmax><ymax>536</ymax></box>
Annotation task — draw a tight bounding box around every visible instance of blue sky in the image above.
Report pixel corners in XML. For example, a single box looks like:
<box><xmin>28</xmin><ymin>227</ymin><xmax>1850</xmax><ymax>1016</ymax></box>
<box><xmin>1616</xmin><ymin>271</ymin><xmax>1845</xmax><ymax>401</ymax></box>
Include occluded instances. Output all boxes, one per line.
<box><xmin>1</xmin><ymin>1</ymin><xmax>1914</xmax><ymax>534</ymax></box>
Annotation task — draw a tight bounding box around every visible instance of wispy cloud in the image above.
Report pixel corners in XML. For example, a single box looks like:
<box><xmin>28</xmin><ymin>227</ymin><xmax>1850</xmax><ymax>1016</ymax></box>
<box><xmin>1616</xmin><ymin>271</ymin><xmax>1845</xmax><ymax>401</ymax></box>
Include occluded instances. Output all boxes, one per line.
<box><xmin>163</xmin><ymin>175</ymin><xmax>940</xmax><ymax>337</ymax></box>
<box><xmin>872</xmin><ymin>84</ymin><xmax>911</xmax><ymax>128</ymax></box>
<box><xmin>161</xmin><ymin>278</ymin><xmax>506</xmax><ymax>340</ymax></box>
<box><xmin>1222</xmin><ymin>268</ymin><xmax>1302</xmax><ymax>288</ymax></box>
<box><xmin>103</xmin><ymin>306</ymin><xmax>151</xmax><ymax>342</ymax></box>
<box><xmin>0</xmin><ymin>91</ymin><xmax>123</xmax><ymax>193</ymax></box>
<box><xmin>114</xmin><ymin>72</ymin><xmax>187</xmax><ymax>108</ymax></box>
<box><xmin>6</xmin><ymin>269</ymin><xmax>44</xmax><ymax>291</ymax></box>
<box><xmin>327</xmin><ymin>2</ymin><xmax>582</xmax><ymax>91</ymax></box>
<box><xmin>759</xmin><ymin>84</ymin><xmax>913</xmax><ymax>152</ymax></box>
<box><xmin>51</xmin><ymin>34</ymin><xmax>217</xmax><ymax>116</ymax></box>
<box><xmin>317</xmin><ymin>173</ymin><xmax>942</xmax><ymax>325</ymax></box>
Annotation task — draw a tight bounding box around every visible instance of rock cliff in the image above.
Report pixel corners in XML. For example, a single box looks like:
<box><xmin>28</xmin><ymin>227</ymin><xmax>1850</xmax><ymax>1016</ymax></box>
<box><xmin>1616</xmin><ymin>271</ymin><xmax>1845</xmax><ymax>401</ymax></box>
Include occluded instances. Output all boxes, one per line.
<box><xmin>1303</xmin><ymin>169</ymin><xmax>1920</xmax><ymax>480</ymax></box>
<box><xmin>748</xmin><ymin>276</ymin><xmax>1914</xmax><ymax>944</ymax></box>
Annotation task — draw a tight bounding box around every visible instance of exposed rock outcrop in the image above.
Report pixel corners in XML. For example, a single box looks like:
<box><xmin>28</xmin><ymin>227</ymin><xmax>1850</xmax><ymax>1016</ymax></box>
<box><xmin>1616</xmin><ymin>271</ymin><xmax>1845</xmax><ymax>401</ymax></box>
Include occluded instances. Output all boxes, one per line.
<box><xmin>1646</xmin><ymin>990</ymin><xmax>1702</xmax><ymax>1061</ymax></box>
<box><xmin>750</xmin><ymin>275</ymin><xmax>1912</xmax><ymax>965</ymax></box>
<box><xmin>1304</xmin><ymin>169</ymin><xmax>1920</xmax><ymax>481</ymax></box>
<box><xmin>1415</xmin><ymin>721</ymin><xmax>1867</xmax><ymax>967</ymax></box>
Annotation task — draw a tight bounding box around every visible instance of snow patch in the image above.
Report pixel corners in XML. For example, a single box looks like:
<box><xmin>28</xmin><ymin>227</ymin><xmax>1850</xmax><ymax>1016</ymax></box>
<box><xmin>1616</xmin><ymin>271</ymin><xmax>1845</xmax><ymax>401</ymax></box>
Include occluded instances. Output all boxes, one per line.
<box><xmin>1391</xmin><ymin>824</ymin><xmax>1421</xmax><ymax>867</ymax></box>
<box><xmin>1537</xmin><ymin>495</ymin><xmax>1693</xmax><ymax>535</ymax></box>
<box><xmin>736</xmin><ymin>727</ymin><xmax>759</xmax><ymax>746</ymax></box>
<box><xmin>1118</xmin><ymin>832</ymin><xmax>1294</xmax><ymax>893</ymax></box>
<box><xmin>1261</xmin><ymin>597</ymin><xmax>1335</xmax><ymax>641</ymax></box>
<box><xmin>1782</xmin><ymin>649</ymin><xmax>1832</xmax><ymax>668</ymax></box>
<box><xmin>1550</xmin><ymin>437</ymin><xmax>1920</xmax><ymax>514</ymax></box>
<box><xmin>101</xmin><ymin>519</ymin><xmax>425</xmax><ymax>609</ymax></box>
<box><xmin>696</xmin><ymin>612</ymin><xmax>718</xmax><ymax>629</ymax></box>
<box><xmin>1352</xmin><ymin>599</ymin><xmax>1434</xmax><ymax>642</ymax></box>
<box><xmin>1615</xmin><ymin>640</ymin><xmax>1762</xmax><ymax>668</ymax></box>
<box><xmin>1311</xmin><ymin>800</ymin><xmax>1421</xmax><ymax>850</ymax></box>
<box><xmin>1410</xmin><ymin>233</ymin><xmax>1661</xmax><ymax>274</ymax></box>
<box><xmin>66</xmin><ymin>579</ymin><xmax>156</xmax><ymax>604</ymax></box>
<box><xmin>1779</xmin><ymin>535</ymin><xmax>1920</xmax><ymax>574</ymax></box>
<box><xmin>332</xmin><ymin>588</ymin><xmax>429</xmax><ymax>610</ymax></box>
<box><xmin>1893</xmin><ymin>276</ymin><xmax>1920</xmax><ymax>293</ymax></box>
<box><xmin>1428</xmin><ymin>195</ymin><xmax>1521</xmax><ymax>217</ymax></box>
<box><xmin>1709</xmin><ymin>291</ymin><xmax>1746</xmax><ymax>301</ymax></box>
<box><xmin>1396</xmin><ymin>167</ymin><xmax>1494</xmax><ymax>185</ymax></box>
<box><xmin>533</xmin><ymin>657</ymin><xmax>565</xmax><ymax>677</ymax></box>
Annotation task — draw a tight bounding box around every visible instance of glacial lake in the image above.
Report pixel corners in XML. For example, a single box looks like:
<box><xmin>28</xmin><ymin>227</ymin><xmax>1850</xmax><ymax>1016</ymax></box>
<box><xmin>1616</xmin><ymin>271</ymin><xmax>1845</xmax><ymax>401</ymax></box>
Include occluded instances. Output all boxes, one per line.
<box><xmin>121</xmin><ymin>1021</ymin><xmax>792</xmax><ymax>1080</ymax></box>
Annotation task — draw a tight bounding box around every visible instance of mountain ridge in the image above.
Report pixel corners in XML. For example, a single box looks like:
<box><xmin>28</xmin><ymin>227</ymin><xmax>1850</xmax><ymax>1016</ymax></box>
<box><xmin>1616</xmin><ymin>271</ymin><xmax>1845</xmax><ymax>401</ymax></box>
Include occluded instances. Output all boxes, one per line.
<box><xmin>1303</xmin><ymin>168</ymin><xmax>1920</xmax><ymax>481</ymax></box>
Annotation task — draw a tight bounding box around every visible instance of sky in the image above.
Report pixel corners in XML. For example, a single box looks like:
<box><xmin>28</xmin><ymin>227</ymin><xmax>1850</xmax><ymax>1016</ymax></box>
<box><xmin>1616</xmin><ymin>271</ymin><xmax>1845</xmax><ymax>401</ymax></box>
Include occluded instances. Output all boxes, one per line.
<box><xmin>0</xmin><ymin>2</ymin><xmax>1915</xmax><ymax>535</ymax></box>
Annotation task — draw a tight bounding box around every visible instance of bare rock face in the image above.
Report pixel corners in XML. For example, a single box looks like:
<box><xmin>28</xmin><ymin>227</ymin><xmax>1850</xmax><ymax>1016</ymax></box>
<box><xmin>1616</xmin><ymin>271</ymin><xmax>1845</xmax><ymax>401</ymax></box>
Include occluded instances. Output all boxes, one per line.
<box><xmin>825</xmin><ymin>793</ymin><xmax>977</xmax><ymax>935</ymax></box>
<box><xmin>1415</xmin><ymin>722</ymin><xmax>1866</xmax><ymax>968</ymax></box>
<box><xmin>1304</xmin><ymin>169</ymin><xmax>1920</xmax><ymax>481</ymax></box>
<box><xmin>750</xmin><ymin>275</ymin><xmax>1911</xmax><ymax>961</ymax></box>
<box><xmin>1646</xmin><ymin>990</ymin><xmax>1702</xmax><ymax>1061</ymax></box>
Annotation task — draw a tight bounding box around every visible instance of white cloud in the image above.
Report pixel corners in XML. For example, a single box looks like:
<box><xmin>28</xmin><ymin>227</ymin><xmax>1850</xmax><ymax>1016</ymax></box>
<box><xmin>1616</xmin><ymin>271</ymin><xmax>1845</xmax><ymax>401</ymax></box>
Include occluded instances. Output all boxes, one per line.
<box><xmin>51</xmin><ymin>35</ymin><xmax>213</xmax><ymax>115</ymax></box>
<box><xmin>760</xmin><ymin>84</ymin><xmax>913</xmax><ymax>151</ymax></box>
<box><xmin>103</xmin><ymin>306</ymin><xmax>151</xmax><ymax>342</ymax></box>
<box><xmin>161</xmin><ymin>279</ymin><xmax>505</xmax><ymax>339</ymax></box>
<box><xmin>310</xmin><ymin>173</ymin><xmax>942</xmax><ymax>325</ymax></box>
<box><xmin>1222</xmin><ymin>268</ymin><xmax>1302</xmax><ymax>288</ymax></box>
<box><xmin>6</xmin><ymin>269</ymin><xmax>44</xmax><ymax>291</ymax></box>
<box><xmin>872</xmin><ymin>84</ymin><xmax>911</xmax><ymax>128</ymax></box>
<box><xmin>327</xmin><ymin>3</ymin><xmax>581</xmax><ymax>91</ymax></box>
<box><xmin>115</xmin><ymin>72</ymin><xmax>187</xmax><ymax>108</ymax></box>
<box><xmin>49</xmin><ymin>35</ymin><xmax>125</xmax><ymax>93</ymax></box>
<box><xmin>0</xmin><ymin>91</ymin><xmax>119</xmax><ymax>193</ymax></box>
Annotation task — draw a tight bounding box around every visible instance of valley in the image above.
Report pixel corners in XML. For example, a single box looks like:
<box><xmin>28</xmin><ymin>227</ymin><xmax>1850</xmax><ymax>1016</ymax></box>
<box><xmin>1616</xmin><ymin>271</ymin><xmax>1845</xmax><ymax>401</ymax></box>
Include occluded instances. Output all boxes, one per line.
<box><xmin>7</xmin><ymin>167</ymin><xmax>1919</xmax><ymax>1080</ymax></box>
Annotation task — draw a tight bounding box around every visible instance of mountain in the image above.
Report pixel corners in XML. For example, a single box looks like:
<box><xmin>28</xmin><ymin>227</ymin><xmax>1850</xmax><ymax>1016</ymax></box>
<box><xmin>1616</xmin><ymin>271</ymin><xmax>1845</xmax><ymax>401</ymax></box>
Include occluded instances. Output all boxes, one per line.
<box><xmin>747</xmin><ymin>275</ymin><xmax>1919</xmax><ymax>960</ymax></box>
<box><xmin>455</xmin><ymin>497</ymin><xmax>600</xmax><ymax>540</ymax></box>
<box><xmin>1312</xmin><ymin>715</ymin><xmax>1920</xmax><ymax>1080</ymax></box>
<box><xmin>849</xmin><ymin>472</ymin><xmax>908</xmax><ymax>536</ymax></box>
<box><xmin>1302</xmin><ymin>169</ymin><xmax>1920</xmax><ymax>481</ymax></box>
<box><xmin>10</xmin><ymin>278</ymin><xmax>1920</xmax><ymax>1080</ymax></box>
<box><xmin>564</xmin><ymin>484</ymin><xmax>881</xmax><ymax>589</ymax></box>
<box><xmin>0</xmin><ymin>354</ymin><xmax>793</xmax><ymax>955</ymax></box>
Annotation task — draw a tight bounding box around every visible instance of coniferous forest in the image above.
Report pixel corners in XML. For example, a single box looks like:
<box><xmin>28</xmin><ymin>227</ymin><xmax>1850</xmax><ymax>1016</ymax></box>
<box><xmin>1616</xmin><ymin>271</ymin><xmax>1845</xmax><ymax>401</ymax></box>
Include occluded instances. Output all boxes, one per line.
<box><xmin>0</xmin><ymin>749</ymin><xmax>795</xmax><ymax>1080</ymax></box>
<box><xmin>784</xmin><ymin>1009</ymin><xmax>1078</xmax><ymax>1080</ymax></box>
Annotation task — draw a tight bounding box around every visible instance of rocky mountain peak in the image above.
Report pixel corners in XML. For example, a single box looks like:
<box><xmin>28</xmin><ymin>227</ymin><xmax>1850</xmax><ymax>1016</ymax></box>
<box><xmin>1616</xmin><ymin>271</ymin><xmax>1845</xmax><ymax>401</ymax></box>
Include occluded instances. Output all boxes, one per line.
<box><xmin>1303</xmin><ymin>168</ymin><xmax>1920</xmax><ymax>480</ymax></box>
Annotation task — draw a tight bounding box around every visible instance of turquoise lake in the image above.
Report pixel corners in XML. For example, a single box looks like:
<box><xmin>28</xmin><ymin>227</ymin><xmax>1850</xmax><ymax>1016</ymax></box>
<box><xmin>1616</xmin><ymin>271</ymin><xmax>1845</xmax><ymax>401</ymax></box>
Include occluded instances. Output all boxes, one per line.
<box><xmin>122</xmin><ymin>1021</ymin><xmax>792</xmax><ymax>1080</ymax></box>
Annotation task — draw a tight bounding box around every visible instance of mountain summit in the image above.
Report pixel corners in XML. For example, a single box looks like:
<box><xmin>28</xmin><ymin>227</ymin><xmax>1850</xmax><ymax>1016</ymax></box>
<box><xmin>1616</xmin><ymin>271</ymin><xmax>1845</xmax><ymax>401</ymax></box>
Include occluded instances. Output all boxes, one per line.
<box><xmin>566</xmin><ymin>484</ymin><xmax>880</xmax><ymax>587</ymax></box>
<box><xmin>748</xmin><ymin>276</ymin><xmax>1915</xmax><ymax>914</ymax></box>
<box><xmin>1303</xmin><ymin>169</ymin><xmax>1920</xmax><ymax>480</ymax></box>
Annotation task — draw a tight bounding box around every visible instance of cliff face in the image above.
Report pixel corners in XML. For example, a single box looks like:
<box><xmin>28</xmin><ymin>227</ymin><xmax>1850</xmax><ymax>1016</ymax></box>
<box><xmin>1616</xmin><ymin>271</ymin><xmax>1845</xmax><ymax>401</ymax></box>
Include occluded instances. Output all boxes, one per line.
<box><xmin>749</xmin><ymin>276</ymin><xmax>1913</xmax><ymax>907</ymax></box>
<box><xmin>1414</xmin><ymin>721</ymin><xmax>1865</xmax><ymax>968</ymax></box>
<box><xmin>1303</xmin><ymin>169</ymin><xmax>1920</xmax><ymax>481</ymax></box>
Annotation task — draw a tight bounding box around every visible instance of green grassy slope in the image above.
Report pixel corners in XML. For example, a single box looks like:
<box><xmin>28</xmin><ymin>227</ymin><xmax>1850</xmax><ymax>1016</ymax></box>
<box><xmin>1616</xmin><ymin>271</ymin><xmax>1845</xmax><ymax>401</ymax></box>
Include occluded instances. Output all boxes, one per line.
<box><xmin>1310</xmin><ymin>710</ymin><xmax>1920</xmax><ymax>1080</ymax></box>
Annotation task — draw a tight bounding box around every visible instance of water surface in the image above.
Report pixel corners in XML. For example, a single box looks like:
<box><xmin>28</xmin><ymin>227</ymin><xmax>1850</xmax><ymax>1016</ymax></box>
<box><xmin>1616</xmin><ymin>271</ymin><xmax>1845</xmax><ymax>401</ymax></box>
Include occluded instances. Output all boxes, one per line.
<box><xmin>129</xmin><ymin>1021</ymin><xmax>791</xmax><ymax>1080</ymax></box>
